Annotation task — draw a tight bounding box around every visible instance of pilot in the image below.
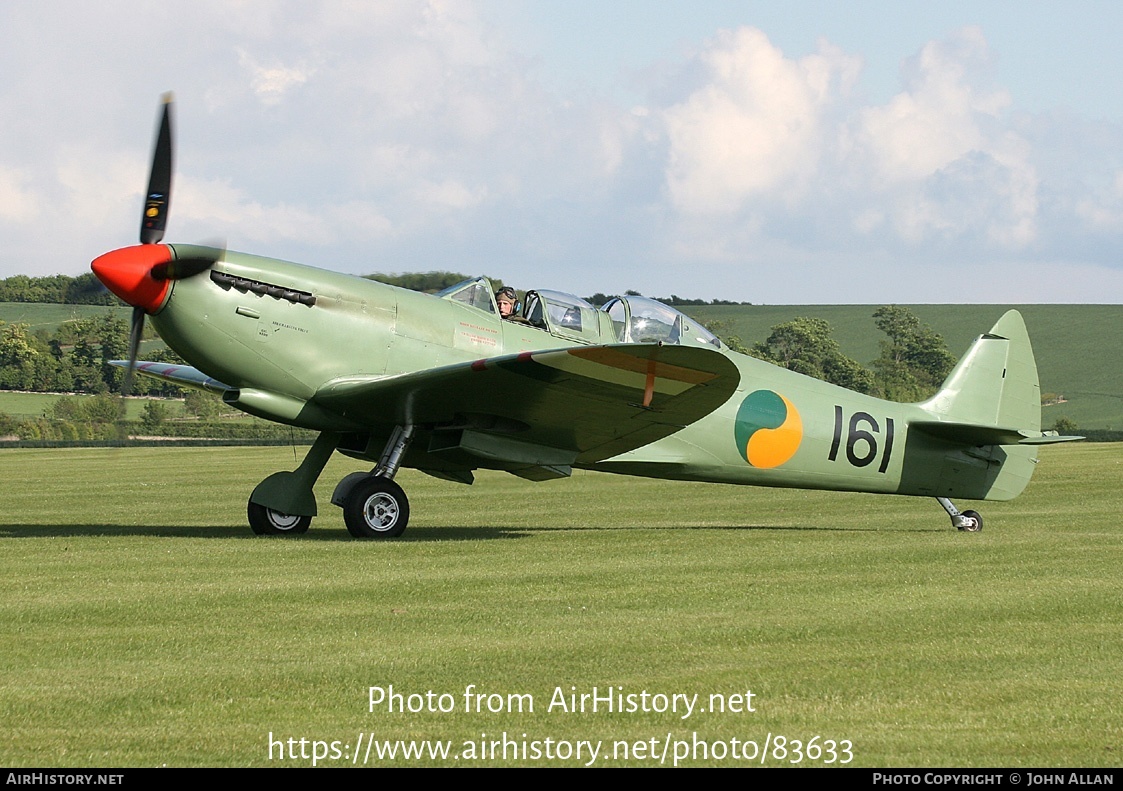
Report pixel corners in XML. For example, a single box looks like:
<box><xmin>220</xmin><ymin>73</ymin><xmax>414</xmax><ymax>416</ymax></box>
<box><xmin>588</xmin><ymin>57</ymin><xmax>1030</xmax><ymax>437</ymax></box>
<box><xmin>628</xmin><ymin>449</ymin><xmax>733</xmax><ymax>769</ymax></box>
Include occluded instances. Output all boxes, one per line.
<box><xmin>495</xmin><ymin>286</ymin><xmax>518</xmax><ymax>319</ymax></box>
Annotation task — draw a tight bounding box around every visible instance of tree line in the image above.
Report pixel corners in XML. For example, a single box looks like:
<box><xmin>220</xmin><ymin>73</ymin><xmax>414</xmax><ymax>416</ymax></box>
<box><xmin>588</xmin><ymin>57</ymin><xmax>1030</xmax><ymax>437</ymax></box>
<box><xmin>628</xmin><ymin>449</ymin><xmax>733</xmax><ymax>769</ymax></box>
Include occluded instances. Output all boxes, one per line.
<box><xmin>0</xmin><ymin>272</ymin><xmax>116</xmax><ymax>305</ymax></box>
<box><xmin>706</xmin><ymin>305</ymin><xmax>958</xmax><ymax>403</ymax></box>
<box><xmin>0</xmin><ymin>314</ymin><xmax>181</xmax><ymax>395</ymax></box>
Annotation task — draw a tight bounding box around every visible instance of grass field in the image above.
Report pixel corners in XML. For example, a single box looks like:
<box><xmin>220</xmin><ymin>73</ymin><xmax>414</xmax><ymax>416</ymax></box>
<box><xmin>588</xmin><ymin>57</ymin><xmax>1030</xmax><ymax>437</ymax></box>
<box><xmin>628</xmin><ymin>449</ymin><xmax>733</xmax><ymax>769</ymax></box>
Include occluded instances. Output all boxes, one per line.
<box><xmin>1</xmin><ymin>443</ymin><xmax>1119</xmax><ymax>767</ymax></box>
<box><xmin>0</xmin><ymin>391</ymin><xmax>187</xmax><ymax>421</ymax></box>
<box><xmin>0</xmin><ymin>302</ymin><xmax>130</xmax><ymax>334</ymax></box>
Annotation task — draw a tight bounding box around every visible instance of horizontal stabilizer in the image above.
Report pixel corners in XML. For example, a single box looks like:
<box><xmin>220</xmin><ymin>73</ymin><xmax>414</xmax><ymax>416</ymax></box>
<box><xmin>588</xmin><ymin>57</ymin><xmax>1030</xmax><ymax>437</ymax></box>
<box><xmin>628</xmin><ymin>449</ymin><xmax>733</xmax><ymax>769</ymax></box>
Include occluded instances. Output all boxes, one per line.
<box><xmin>1017</xmin><ymin>434</ymin><xmax>1085</xmax><ymax>445</ymax></box>
<box><xmin>911</xmin><ymin>421</ymin><xmax>1027</xmax><ymax>446</ymax></box>
<box><xmin>912</xmin><ymin>421</ymin><xmax>1084</xmax><ymax>446</ymax></box>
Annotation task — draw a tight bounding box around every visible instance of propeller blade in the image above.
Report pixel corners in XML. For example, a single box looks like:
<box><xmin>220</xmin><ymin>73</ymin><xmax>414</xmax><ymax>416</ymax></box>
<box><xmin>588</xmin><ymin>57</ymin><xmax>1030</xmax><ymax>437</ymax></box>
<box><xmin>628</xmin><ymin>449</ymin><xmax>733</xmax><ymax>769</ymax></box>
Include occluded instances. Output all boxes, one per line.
<box><xmin>140</xmin><ymin>93</ymin><xmax>174</xmax><ymax>245</ymax></box>
<box><xmin>121</xmin><ymin>305</ymin><xmax>146</xmax><ymax>397</ymax></box>
<box><xmin>150</xmin><ymin>250</ymin><xmax>223</xmax><ymax>281</ymax></box>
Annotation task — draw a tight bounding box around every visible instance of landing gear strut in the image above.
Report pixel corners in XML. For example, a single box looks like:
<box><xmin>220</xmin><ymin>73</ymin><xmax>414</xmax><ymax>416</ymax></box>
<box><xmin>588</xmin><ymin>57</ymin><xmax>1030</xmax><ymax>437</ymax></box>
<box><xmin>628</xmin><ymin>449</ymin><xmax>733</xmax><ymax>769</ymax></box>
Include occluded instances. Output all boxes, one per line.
<box><xmin>247</xmin><ymin>426</ymin><xmax>419</xmax><ymax>539</ymax></box>
<box><xmin>247</xmin><ymin>431</ymin><xmax>340</xmax><ymax>536</ymax></box>
<box><xmin>333</xmin><ymin>425</ymin><xmax>415</xmax><ymax>539</ymax></box>
<box><xmin>936</xmin><ymin>497</ymin><xmax>983</xmax><ymax>532</ymax></box>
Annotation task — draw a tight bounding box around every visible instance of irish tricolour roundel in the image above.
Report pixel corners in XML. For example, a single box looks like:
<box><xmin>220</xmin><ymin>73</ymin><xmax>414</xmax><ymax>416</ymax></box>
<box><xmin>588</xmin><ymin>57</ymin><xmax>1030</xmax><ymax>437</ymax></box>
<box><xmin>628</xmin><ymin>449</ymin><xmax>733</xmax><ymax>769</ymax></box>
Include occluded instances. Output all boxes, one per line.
<box><xmin>734</xmin><ymin>390</ymin><xmax>803</xmax><ymax>468</ymax></box>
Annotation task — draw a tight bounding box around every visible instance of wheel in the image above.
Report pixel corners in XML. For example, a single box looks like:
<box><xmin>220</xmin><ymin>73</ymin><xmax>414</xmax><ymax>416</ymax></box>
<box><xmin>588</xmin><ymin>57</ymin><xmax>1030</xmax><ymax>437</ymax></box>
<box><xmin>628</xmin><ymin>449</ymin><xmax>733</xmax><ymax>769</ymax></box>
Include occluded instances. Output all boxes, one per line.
<box><xmin>247</xmin><ymin>500</ymin><xmax>311</xmax><ymax>535</ymax></box>
<box><xmin>343</xmin><ymin>477</ymin><xmax>410</xmax><ymax>538</ymax></box>
<box><xmin>957</xmin><ymin>509</ymin><xmax>983</xmax><ymax>532</ymax></box>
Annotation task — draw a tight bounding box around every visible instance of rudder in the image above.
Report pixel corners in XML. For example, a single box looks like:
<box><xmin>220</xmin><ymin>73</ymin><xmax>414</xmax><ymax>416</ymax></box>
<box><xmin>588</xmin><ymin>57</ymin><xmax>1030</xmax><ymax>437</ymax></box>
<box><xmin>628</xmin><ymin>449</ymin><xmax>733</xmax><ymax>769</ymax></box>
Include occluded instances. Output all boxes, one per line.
<box><xmin>921</xmin><ymin>309</ymin><xmax>1040</xmax><ymax>435</ymax></box>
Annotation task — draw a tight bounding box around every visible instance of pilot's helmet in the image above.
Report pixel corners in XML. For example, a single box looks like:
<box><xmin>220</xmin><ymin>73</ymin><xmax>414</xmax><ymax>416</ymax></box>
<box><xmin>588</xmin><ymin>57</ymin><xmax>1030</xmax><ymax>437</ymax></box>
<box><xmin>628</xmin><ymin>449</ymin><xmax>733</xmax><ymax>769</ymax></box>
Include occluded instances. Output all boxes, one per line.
<box><xmin>495</xmin><ymin>286</ymin><xmax>518</xmax><ymax>316</ymax></box>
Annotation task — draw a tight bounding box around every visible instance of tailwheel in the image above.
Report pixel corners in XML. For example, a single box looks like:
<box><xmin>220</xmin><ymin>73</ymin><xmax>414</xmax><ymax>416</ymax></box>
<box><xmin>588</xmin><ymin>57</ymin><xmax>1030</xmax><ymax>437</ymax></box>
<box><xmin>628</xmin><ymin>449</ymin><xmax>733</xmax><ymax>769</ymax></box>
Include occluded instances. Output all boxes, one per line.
<box><xmin>957</xmin><ymin>509</ymin><xmax>983</xmax><ymax>532</ymax></box>
<box><xmin>248</xmin><ymin>500</ymin><xmax>312</xmax><ymax>535</ymax></box>
<box><xmin>936</xmin><ymin>497</ymin><xmax>983</xmax><ymax>532</ymax></box>
<box><xmin>343</xmin><ymin>477</ymin><xmax>410</xmax><ymax>539</ymax></box>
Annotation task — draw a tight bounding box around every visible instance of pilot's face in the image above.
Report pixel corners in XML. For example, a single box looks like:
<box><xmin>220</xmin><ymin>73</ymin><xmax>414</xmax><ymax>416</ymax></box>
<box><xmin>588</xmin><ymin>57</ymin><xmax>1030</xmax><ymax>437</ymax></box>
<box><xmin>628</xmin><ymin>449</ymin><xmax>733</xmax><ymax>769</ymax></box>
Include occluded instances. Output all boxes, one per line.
<box><xmin>497</xmin><ymin>296</ymin><xmax>515</xmax><ymax>317</ymax></box>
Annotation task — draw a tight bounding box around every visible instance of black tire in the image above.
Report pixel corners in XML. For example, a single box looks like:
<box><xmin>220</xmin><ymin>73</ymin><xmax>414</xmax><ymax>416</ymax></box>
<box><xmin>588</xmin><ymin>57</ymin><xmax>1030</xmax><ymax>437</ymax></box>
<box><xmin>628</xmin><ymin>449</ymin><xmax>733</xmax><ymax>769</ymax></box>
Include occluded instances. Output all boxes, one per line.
<box><xmin>958</xmin><ymin>509</ymin><xmax>983</xmax><ymax>532</ymax></box>
<box><xmin>343</xmin><ymin>477</ymin><xmax>410</xmax><ymax>538</ymax></box>
<box><xmin>247</xmin><ymin>501</ymin><xmax>311</xmax><ymax>535</ymax></box>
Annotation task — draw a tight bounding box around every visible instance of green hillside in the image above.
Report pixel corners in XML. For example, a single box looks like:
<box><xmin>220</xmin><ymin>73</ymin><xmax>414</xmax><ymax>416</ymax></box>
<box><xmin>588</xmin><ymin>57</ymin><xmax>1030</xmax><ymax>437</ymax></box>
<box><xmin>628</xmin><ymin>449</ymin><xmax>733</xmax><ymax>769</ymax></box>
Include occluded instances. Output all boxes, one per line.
<box><xmin>0</xmin><ymin>302</ymin><xmax>131</xmax><ymax>334</ymax></box>
<box><xmin>687</xmin><ymin>304</ymin><xmax>1122</xmax><ymax>430</ymax></box>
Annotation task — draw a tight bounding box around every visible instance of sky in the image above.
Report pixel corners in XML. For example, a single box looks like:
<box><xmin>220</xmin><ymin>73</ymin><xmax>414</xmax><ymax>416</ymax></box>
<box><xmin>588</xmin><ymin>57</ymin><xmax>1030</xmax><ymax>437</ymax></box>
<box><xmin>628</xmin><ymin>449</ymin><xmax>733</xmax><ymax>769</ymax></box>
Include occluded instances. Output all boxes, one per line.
<box><xmin>2</xmin><ymin>1</ymin><xmax>1122</xmax><ymax>304</ymax></box>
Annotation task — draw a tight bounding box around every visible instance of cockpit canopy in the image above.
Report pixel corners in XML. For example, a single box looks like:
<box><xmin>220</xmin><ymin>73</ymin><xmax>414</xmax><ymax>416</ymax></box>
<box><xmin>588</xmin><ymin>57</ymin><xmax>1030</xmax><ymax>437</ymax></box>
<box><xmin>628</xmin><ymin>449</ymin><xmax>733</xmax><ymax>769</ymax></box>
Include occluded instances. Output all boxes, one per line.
<box><xmin>437</xmin><ymin>277</ymin><xmax>721</xmax><ymax>349</ymax></box>
<box><xmin>522</xmin><ymin>290</ymin><xmax>602</xmax><ymax>340</ymax></box>
<box><xmin>435</xmin><ymin>277</ymin><xmax>496</xmax><ymax>313</ymax></box>
<box><xmin>601</xmin><ymin>295</ymin><xmax>721</xmax><ymax>348</ymax></box>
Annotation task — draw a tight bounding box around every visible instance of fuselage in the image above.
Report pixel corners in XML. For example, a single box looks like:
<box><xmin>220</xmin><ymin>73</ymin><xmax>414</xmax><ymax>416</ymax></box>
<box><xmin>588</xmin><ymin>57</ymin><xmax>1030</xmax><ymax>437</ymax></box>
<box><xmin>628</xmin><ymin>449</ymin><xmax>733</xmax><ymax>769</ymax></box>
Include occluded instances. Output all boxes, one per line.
<box><xmin>129</xmin><ymin>245</ymin><xmax>1036</xmax><ymax>503</ymax></box>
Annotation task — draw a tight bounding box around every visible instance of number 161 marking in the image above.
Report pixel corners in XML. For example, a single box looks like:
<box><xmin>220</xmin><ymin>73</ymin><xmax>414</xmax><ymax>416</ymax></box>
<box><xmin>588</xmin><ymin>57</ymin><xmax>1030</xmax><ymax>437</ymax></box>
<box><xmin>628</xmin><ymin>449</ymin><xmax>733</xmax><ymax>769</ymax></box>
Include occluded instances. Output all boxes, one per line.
<box><xmin>828</xmin><ymin>406</ymin><xmax>895</xmax><ymax>474</ymax></box>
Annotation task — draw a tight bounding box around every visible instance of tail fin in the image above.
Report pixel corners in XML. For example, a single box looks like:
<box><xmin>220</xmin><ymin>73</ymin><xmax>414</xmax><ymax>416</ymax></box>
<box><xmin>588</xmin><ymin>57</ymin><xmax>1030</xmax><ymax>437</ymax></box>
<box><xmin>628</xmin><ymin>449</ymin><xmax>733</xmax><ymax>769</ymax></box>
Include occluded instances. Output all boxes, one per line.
<box><xmin>907</xmin><ymin>310</ymin><xmax>1080</xmax><ymax>501</ymax></box>
<box><xmin>919</xmin><ymin>309</ymin><xmax>1041</xmax><ymax>440</ymax></box>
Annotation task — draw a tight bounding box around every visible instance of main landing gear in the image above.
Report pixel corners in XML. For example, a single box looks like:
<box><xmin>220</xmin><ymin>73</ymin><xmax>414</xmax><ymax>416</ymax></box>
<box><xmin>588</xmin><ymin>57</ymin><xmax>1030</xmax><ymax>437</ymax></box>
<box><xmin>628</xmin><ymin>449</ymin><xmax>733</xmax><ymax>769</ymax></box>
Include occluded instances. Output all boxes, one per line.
<box><xmin>246</xmin><ymin>426</ymin><xmax>416</xmax><ymax>539</ymax></box>
<box><xmin>936</xmin><ymin>497</ymin><xmax>983</xmax><ymax>532</ymax></box>
<box><xmin>332</xmin><ymin>425</ymin><xmax>414</xmax><ymax>539</ymax></box>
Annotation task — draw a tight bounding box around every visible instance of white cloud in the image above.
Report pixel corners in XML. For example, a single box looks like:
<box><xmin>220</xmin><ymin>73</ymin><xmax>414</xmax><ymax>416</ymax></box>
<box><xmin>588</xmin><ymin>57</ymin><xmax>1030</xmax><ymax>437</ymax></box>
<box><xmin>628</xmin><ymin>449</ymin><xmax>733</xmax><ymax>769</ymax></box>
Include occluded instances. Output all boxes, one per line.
<box><xmin>0</xmin><ymin>166</ymin><xmax>42</xmax><ymax>224</ymax></box>
<box><xmin>0</xmin><ymin>4</ymin><xmax>1120</xmax><ymax>302</ymax></box>
<box><xmin>176</xmin><ymin>175</ymin><xmax>333</xmax><ymax>245</ymax></box>
<box><xmin>1073</xmin><ymin>169</ymin><xmax>1123</xmax><ymax>232</ymax></box>
<box><xmin>855</xmin><ymin>28</ymin><xmax>1004</xmax><ymax>184</ymax></box>
<box><xmin>237</xmin><ymin>49</ymin><xmax>313</xmax><ymax>106</ymax></box>
<box><xmin>410</xmin><ymin>179</ymin><xmax>488</xmax><ymax>210</ymax></box>
<box><xmin>663</xmin><ymin>28</ymin><xmax>861</xmax><ymax>214</ymax></box>
<box><xmin>656</xmin><ymin>25</ymin><xmax>1047</xmax><ymax>270</ymax></box>
<box><xmin>848</xmin><ymin>28</ymin><xmax>1039</xmax><ymax>248</ymax></box>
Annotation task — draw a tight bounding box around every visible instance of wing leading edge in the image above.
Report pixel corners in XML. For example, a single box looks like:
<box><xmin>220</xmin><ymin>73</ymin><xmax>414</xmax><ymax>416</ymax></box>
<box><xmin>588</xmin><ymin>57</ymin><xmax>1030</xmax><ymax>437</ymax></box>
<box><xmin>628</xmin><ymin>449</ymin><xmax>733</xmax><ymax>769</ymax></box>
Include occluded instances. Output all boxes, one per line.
<box><xmin>109</xmin><ymin>360</ymin><xmax>232</xmax><ymax>393</ymax></box>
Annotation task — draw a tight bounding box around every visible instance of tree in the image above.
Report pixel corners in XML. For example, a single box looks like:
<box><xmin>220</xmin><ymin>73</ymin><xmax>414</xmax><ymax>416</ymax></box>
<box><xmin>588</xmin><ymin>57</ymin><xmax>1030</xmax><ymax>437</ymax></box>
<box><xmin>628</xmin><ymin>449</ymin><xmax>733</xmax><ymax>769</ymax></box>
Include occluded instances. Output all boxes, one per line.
<box><xmin>750</xmin><ymin>317</ymin><xmax>876</xmax><ymax>393</ymax></box>
<box><xmin>0</xmin><ymin>321</ymin><xmax>40</xmax><ymax>390</ymax></box>
<box><xmin>184</xmin><ymin>389</ymin><xmax>224</xmax><ymax>419</ymax></box>
<box><xmin>49</xmin><ymin>397</ymin><xmax>84</xmax><ymax>421</ymax></box>
<box><xmin>0</xmin><ymin>272</ymin><xmax>114</xmax><ymax>304</ymax></box>
<box><xmin>64</xmin><ymin>272</ymin><xmax>116</xmax><ymax>305</ymax></box>
<box><xmin>1052</xmin><ymin>416</ymin><xmax>1078</xmax><ymax>434</ymax></box>
<box><xmin>83</xmin><ymin>393</ymin><xmax>126</xmax><ymax>423</ymax></box>
<box><xmin>140</xmin><ymin>400</ymin><xmax>169</xmax><ymax>431</ymax></box>
<box><xmin>870</xmin><ymin>306</ymin><xmax>956</xmax><ymax>402</ymax></box>
<box><xmin>68</xmin><ymin>314</ymin><xmax>131</xmax><ymax>393</ymax></box>
<box><xmin>700</xmin><ymin>319</ymin><xmax>750</xmax><ymax>355</ymax></box>
<box><xmin>583</xmin><ymin>292</ymin><xmax>617</xmax><ymax>307</ymax></box>
<box><xmin>365</xmin><ymin>271</ymin><xmax>473</xmax><ymax>293</ymax></box>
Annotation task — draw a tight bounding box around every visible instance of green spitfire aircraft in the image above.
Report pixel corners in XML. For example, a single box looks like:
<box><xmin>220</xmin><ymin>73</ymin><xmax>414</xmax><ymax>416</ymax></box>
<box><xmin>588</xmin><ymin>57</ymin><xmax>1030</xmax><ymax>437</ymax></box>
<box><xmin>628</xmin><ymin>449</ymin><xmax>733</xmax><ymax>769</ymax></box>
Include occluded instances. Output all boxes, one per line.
<box><xmin>91</xmin><ymin>97</ymin><xmax>1080</xmax><ymax>538</ymax></box>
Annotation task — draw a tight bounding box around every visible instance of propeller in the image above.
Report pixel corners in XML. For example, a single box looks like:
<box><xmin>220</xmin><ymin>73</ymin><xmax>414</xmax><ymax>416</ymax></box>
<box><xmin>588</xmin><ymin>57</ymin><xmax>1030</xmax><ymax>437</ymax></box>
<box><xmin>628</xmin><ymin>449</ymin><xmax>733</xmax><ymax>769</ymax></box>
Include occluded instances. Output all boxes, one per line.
<box><xmin>140</xmin><ymin>94</ymin><xmax>173</xmax><ymax>245</ymax></box>
<box><xmin>122</xmin><ymin>306</ymin><xmax>146</xmax><ymax>397</ymax></box>
<box><xmin>90</xmin><ymin>93</ymin><xmax>224</xmax><ymax>396</ymax></box>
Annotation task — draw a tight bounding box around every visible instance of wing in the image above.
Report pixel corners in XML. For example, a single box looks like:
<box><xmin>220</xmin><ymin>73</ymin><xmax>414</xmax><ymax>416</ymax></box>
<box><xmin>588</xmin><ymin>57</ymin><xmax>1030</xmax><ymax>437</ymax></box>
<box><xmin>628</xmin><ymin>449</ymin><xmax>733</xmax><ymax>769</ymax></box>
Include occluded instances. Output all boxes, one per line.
<box><xmin>314</xmin><ymin>344</ymin><xmax>740</xmax><ymax>464</ymax></box>
<box><xmin>109</xmin><ymin>360</ymin><xmax>232</xmax><ymax>393</ymax></box>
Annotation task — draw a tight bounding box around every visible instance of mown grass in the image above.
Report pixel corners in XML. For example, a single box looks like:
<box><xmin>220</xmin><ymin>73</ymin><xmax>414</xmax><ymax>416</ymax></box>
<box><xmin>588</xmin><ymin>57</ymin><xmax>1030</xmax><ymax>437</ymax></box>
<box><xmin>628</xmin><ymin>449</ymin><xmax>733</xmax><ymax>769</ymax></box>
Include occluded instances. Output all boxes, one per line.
<box><xmin>0</xmin><ymin>444</ymin><xmax>1120</xmax><ymax>767</ymax></box>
